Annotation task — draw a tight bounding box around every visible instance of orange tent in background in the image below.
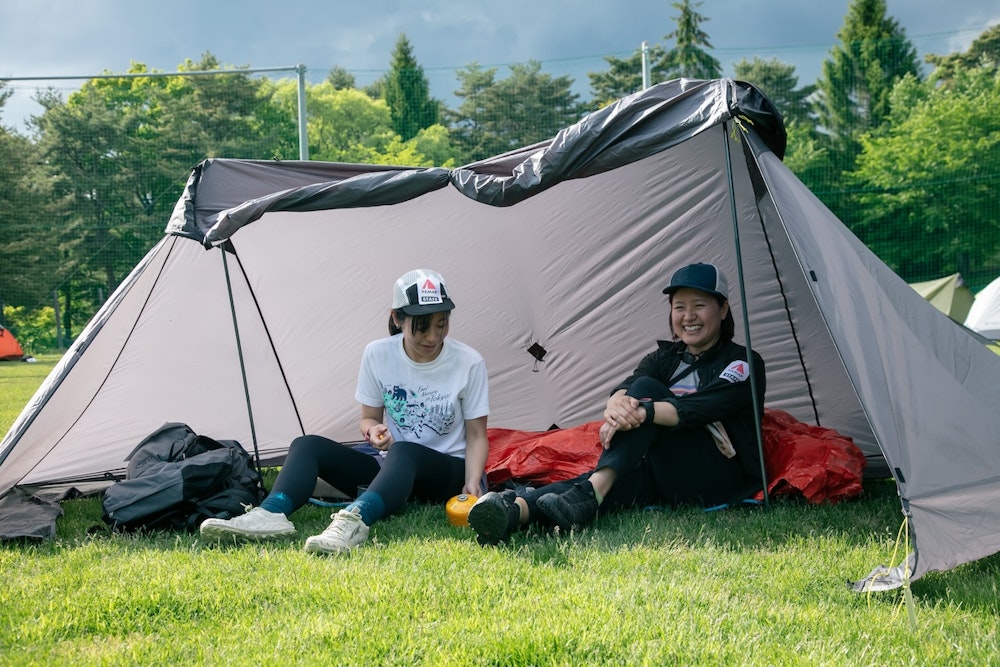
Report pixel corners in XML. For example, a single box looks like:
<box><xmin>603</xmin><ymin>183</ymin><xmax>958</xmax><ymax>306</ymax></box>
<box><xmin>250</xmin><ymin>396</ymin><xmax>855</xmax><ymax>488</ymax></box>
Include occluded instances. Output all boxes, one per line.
<box><xmin>0</xmin><ymin>326</ymin><xmax>24</xmax><ymax>361</ymax></box>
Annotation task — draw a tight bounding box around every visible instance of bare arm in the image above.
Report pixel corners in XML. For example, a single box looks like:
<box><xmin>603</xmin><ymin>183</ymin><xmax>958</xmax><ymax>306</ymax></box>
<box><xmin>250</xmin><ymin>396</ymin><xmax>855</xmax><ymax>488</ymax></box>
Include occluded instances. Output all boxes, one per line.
<box><xmin>359</xmin><ymin>404</ymin><xmax>392</xmax><ymax>450</ymax></box>
<box><xmin>462</xmin><ymin>415</ymin><xmax>489</xmax><ymax>495</ymax></box>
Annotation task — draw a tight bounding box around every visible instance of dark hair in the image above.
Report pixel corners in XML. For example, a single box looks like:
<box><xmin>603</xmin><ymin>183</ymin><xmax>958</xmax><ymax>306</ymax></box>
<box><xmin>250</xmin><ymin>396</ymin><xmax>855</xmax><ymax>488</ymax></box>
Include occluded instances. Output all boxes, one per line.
<box><xmin>389</xmin><ymin>309</ymin><xmax>444</xmax><ymax>336</ymax></box>
<box><xmin>667</xmin><ymin>294</ymin><xmax>735</xmax><ymax>344</ymax></box>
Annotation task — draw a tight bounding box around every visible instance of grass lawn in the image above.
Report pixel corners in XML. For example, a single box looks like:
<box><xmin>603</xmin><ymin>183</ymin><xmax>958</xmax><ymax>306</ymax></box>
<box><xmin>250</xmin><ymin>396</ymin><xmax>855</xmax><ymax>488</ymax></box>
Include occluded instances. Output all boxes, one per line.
<box><xmin>1</xmin><ymin>357</ymin><xmax>999</xmax><ymax>666</ymax></box>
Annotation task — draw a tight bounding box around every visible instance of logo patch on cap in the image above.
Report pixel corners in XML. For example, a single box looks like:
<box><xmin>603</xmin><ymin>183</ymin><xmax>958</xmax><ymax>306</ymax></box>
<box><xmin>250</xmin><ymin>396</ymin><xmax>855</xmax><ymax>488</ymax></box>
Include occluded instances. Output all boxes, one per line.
<box><xmin>719</xmin><ymin>360</ymin><xmax>749</xmax><ymax>383</ymax></box>
<box><xmin>418</xmin><ymin>278</ymin><xmax>444</xmax><ymax>305</ymax></box>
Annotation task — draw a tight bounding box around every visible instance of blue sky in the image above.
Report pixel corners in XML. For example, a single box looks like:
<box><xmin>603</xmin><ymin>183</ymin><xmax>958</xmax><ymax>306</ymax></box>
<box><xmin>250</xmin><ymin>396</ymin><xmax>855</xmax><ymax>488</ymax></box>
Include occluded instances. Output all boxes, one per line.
<box><xmin>2</xmin><ymin>0</ymin><xmax>998</xmax><ymax>129</ymax></box>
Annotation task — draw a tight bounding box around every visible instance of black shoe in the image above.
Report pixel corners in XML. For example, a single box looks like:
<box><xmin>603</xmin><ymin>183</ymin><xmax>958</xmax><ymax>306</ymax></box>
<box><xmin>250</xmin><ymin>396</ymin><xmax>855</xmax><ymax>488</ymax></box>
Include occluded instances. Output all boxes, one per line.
<box><xmin>468</xmin><ymin>491</ymin><xmax>520</xmax><ymax>546</ymax></box>
<box><xmin>537</xmin><ymin>482</ymin><xmax>599</xmax><ymax>531</ymax></box>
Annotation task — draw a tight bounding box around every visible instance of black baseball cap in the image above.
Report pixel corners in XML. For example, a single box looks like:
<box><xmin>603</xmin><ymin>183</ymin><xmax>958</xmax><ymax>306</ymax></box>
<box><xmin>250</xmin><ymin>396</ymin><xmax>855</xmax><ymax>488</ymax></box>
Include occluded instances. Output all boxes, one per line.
<box><xmin>662</xmin><ymin>263</ymin><xmax>729</xmax><ymax>300</ymax></box>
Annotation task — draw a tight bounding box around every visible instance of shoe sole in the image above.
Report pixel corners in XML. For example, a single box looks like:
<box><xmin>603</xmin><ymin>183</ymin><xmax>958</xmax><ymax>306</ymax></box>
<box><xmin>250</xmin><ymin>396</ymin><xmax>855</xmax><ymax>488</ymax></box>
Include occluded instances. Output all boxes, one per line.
<box><xmin>467</xmin><ymin>498</ymin><xmax>513</xmax><ymax>545</ymax></box>
<box><xmin>303</xmin><ymin>540</ymin><xmax>356</xmax><ymax>555</ymax></box>
<box><xmin>199</xmin><ymin>523</ymin><xmax>296</xmax><ymax>541</ymax></box>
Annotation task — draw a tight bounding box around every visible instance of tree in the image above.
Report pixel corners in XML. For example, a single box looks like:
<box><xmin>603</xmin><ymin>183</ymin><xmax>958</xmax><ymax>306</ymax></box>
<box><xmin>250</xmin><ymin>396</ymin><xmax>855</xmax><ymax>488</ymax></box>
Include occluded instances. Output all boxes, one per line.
<box><xmin>849</xmin><ymin>70</ymin><xmax>1000</xmax><ymax>284</ymax></box>
<box><xmin>446</xmin><ymin>63</ymin><xmax>496</xmax><ymax>162</ymax></box>
<box><xmin>0</xmin><ymin>92</ymin><xmax>65</xmax><ymax>324</ymax></box>
<box><xmin>326</xmin><ymin>66</ymin><xmax>357</xmax><ymax>90</ymax></box>
<box><xmin>588</xmin><ymin>43</ymin><xmax>669</xmax><ymax>109</ymax></box>
<box><xmin>813</xmin><ymin>0</ymin><xmax>921</xmax><ymax>165</ymax></box>
<box><xmin>659</xmin><ymin>0</ymin><xmax>721</xmax><ymax>80</ymax></box>
<box><xmin>782</xmin><ymin>121</ymin><xmax>835</xmax><ymax>197</ymax></box>
<box><xmin>926</xmin><ymin>24</ymin><xmax>1000</xmax><ymax>84</ymax></box>
<box><xmin>267</xmin><ymin>79</ymin><xmax>461</xmax><ymax>166</ymax></box>
<box><xmin>732</xmin><ymin>57</ymin><xmax>815</xmax><ymax>128</ymax></box>
<box><xmin>28</xmin><ymin>54</ymin><xmax>299</xmax><ymax>339</ymax></box>
<box><xmin>157</xmin><ymin>53</ymin><xmax>298</xmax><ymax>161</ymax></box>
<box><xmin>450</xmin><ymin>61</ymin><xmax>582</xmax><ymax>162</ymax></box>
<box><xmin>383</xmin><ymin>33</ymin><xmax>439</xmax><ymax>142</ymax></box>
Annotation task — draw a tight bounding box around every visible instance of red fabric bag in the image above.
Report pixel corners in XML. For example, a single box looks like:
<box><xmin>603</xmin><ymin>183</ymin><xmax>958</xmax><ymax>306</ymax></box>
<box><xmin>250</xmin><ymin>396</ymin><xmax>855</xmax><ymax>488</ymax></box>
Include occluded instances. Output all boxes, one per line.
<box><xmin>485</xmin><ymin>422</ymin><xmax>602</xmax><ymax>487</ymax></box>
<box><xmin>758</xmin><ymin>409</ymin><xmax>866</xmax><ymax>504</ymax></box>
<box><xmin>484</xmin><ymin>409</ymin><xmax>866</xmax><ymax>505</ymax></box>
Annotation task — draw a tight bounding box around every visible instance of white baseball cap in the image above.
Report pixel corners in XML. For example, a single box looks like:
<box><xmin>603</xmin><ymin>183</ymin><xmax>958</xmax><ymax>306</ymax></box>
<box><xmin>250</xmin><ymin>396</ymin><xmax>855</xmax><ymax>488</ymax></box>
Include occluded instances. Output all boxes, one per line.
<box><xmin>391</xmin><ymin>269</ymin><xmax>456</xmax><ymax>315</ymax></box>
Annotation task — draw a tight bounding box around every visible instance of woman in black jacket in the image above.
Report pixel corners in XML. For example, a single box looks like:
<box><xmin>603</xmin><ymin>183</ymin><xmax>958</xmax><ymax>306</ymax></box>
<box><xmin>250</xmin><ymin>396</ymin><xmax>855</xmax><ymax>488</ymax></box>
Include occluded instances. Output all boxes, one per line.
<box><xmin>469</xmin><ymin>262</ymin><xmax>766</xmax><ymax>545</ymax></box>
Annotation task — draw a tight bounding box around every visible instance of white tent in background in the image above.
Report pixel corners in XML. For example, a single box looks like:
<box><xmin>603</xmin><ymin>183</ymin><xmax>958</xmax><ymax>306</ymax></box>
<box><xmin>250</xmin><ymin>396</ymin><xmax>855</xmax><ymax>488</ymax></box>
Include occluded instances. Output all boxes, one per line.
<box><xmin>965</xmin><ymin>275</ymin><xmax>1000</xmax><ymax>339</ymax></box>
<box><xmin>3</xmin><ymin>79</ymin><xmax>1000</xmax><ymax>589</ymax></box>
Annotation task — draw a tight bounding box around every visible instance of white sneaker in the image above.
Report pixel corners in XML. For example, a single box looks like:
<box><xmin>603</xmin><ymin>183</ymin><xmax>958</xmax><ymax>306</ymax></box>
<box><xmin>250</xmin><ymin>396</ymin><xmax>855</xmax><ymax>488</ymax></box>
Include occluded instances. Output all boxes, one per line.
<box><xmin>199</xmin><ymin>507</ymin><xmax>296</xmax><ymax>541</ymax></box>
<box><xmin>303</xmin><ymin>508</ymin><xmax>369</xmax><ymax>554</ymax></box>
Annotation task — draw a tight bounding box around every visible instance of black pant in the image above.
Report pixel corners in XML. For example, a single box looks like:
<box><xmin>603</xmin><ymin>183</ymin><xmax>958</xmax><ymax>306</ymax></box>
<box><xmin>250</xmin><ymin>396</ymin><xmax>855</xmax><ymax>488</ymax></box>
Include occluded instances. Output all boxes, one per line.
<box><xmin>524</xmin><ymin>375</ymin><xmax>748</xmax><ymax>516</ymax></box>
<box><xmin>270</xmin><ymin>435</ymin><xmax>467</xmax><ymax>517</ymax></box>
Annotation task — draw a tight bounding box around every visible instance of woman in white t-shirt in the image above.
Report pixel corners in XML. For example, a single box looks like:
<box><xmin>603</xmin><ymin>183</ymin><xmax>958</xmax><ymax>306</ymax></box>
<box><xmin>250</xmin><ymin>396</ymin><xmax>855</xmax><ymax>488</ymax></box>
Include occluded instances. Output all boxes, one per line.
<box><xmin>200</xmin><ymin>269</ymin><xmax>490</xmax><ymax>554</ymax></box>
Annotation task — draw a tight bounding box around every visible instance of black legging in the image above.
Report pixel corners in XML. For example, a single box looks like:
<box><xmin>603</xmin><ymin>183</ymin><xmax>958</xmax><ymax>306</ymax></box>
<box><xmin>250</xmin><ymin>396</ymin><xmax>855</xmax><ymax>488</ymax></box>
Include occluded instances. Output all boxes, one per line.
<box><xmin>270</xmin><ymin>435</ymin><xmax>467</xmax><ymax>517</ymax></box>
<box><xmin>523</xmin><ymin>375</ymin><xmax>748</xmax><ymax>516</ymax></box>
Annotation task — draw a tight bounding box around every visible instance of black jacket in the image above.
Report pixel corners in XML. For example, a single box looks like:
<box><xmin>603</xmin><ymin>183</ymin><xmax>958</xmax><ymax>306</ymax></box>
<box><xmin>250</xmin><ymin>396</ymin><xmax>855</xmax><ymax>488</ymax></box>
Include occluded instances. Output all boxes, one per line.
<box><xmin>612</xmin><ymin>338</ymin><xmax>767</xmax><ymax>484</ymax></box>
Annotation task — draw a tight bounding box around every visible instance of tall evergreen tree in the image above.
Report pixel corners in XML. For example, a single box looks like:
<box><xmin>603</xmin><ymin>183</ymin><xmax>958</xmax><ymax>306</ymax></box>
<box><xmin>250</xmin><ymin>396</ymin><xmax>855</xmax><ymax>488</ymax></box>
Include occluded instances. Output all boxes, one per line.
<box><xmin>383</xmin><ymin>33</ymin><xmax>438</xmax><ymax>142</ymax></box>
<box><xmin>812</xmin><ymin>0</ymin><xmax>921</xmax><ymax>231</ymax></box>
<box><xmin>814</xmin><ymin>0</ymin><xmax>921</xmax><ymax>166</ymax></box>
<box><xmin>659</xmin><ymin>0</ymin><xmax>721</xmax><ymax>80</ymax></box>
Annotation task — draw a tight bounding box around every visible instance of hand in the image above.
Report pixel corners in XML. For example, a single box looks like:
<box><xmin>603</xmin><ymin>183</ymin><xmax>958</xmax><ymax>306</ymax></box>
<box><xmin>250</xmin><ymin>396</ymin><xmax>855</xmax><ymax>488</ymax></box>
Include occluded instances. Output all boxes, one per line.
<box><xmin>368</xmin><ymin>424</ymin><xmax>393</xmax><ymax>451</ymax></box>
<box><xmin>599</xmin><ymin>421</ymin><xmax>618</xmax><ymax>449</ymax></box>
<box><xmin>462</xmin><ymin>479</ymin><xmax>484</xmax><ymax>496</ymax></box>
<box><xmin>604</xmin><ymin>394</ymin><xmax>642</xmax><ymax>432</ymax></box>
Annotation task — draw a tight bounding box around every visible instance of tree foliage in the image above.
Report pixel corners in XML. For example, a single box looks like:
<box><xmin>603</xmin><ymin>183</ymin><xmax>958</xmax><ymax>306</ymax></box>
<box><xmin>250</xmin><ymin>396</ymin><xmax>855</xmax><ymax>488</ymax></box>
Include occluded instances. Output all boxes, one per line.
<box><xmin>733</xmin><ymin>57</ymin><xmax>815</xmax><ymax>128</ymax></box>
<box><xmin>326</xmin><ymin>66</ymin><xmax>357</xmax><ymax>90</ymax></box>
<box><xmin>0</xmin><ymin>96</ymin><xmax>64</xmax><ymax>323</ymax></box>
<box><xmin>383</xmin><ymin>34</ymin><xmax>439</xmax><ymax>142</ymax></box>
<box><xmin>588</xmin><ymin>44</ymin><xmax>669</xmax><ymax>109</ymax></box>
<box><xmin>814</xmin><ymin>0</ymin><xmax>921</xmax><ymax>164</ymax></box>
<box><xmin>849</xmin><ymin>70</ymin><xmax>1000</xmax><ymax>283</ymax></box>
<box><xmin>659</xmin><ymin>0</ymin><xmax>722</xmax><ymax>80</ymax></box>
<box><xmin>450</xmin><ymin>61</ymin><xmax>582</xmax><ymax>162</ymax></box>
<box><xmin>925</xmin><ymin>24</ymin><xmax>1000</xmax><ymax>85</ymax></box>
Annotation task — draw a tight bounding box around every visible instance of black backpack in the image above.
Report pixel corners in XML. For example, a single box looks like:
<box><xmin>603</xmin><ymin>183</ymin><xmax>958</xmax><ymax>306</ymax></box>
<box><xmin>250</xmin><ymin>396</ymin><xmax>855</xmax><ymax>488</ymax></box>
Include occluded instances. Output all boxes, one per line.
<box><xmin>101</xmin><ymin>422</ymin><xmax>266</xmax><ymax>532</ymax></box>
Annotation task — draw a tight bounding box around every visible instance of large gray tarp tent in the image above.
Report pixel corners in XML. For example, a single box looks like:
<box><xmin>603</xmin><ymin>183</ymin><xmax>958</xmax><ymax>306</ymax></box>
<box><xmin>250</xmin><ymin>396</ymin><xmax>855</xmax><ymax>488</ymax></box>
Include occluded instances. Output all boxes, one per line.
<box><xmin>2</xmin><ymin>79</ymin><xmax>999</xmax><ymax>584</ymax></box>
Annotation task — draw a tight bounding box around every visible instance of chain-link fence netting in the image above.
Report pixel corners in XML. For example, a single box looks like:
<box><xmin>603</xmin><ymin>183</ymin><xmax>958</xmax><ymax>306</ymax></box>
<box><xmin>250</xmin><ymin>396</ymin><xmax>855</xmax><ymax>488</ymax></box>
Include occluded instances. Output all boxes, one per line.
<box><xmin>2</xmin><ymin>37</ymin><xmax>999</xmax><ymax>352</ymax></box>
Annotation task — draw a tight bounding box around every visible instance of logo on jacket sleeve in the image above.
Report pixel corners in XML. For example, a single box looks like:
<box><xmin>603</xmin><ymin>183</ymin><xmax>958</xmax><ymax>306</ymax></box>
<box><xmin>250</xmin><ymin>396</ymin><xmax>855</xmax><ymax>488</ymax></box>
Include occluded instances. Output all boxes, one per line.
<box><xmin>720</xmin><ymin>360</ymin><xmax>750</xmax><ymax>383</ymax></box>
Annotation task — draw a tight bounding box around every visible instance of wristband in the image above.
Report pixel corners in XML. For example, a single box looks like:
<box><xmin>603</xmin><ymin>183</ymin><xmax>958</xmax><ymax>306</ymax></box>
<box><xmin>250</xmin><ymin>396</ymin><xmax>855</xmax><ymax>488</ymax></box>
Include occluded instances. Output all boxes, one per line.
<box><xmin>638</xmin><ymin>398</ymin><xmax>655</xmax><ymax>426</ymax></box>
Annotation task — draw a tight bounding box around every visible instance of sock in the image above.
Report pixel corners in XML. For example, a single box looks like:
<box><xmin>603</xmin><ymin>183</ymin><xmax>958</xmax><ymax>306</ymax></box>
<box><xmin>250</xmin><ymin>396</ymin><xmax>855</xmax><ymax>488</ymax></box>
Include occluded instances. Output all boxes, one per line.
<box><xmin>347</xmin><ymin>490</ymin><xmax>385</xmax><ymax>526</ymax></box>
<box><xmin>260</xmin><ymin>491</ymin><xmax>294</xmax><ymax>516</ymax></box>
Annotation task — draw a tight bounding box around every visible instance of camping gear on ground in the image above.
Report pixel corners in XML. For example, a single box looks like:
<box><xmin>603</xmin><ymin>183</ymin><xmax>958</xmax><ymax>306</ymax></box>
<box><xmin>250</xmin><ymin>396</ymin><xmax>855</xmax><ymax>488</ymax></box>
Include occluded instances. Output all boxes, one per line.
<box><xmin>101</xmin><ymin>422</ymin><xmax>266</xmax><ymax>532</ymax></box>
<box><xmin>445</xmin><ymin>494</ymin><xmax>478</xmax><ymax>527</ymax></box>
<box><xmin>483</xmin><ymin>410</ymin><xmax>864</xmax><ymax>506</ymax></box>
<box><xmin>3</xmin><ymin>78</ymin><xmax>1000</xmax><ymax>587</ymax></box>
<box><xmin>0</xmin><ymin>326</ymin><xmax>25</xmax><ymax>361</ymax></box>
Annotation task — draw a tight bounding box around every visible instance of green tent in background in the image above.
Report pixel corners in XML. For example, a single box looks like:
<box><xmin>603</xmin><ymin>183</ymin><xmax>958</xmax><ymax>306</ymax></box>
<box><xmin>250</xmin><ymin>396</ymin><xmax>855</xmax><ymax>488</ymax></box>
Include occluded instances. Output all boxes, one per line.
<box><xmin>909</xmin><ymin>273</ymin><xmax>975</xmax><ymax>323</ymax></box>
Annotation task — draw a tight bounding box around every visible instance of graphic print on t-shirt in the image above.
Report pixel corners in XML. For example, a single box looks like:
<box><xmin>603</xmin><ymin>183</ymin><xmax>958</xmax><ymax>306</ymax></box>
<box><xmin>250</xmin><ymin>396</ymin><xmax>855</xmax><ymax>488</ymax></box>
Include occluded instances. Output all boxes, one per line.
<box><xmin>383</xmin><ymin>383</ymin><xmax>456</xmax><ymax>439</ymax></box>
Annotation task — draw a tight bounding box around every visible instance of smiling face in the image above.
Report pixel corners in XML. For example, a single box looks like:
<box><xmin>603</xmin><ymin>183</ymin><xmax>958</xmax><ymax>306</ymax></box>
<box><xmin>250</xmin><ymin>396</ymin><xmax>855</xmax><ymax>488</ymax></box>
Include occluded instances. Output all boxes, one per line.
<box><xmin>669</xmin><ymin>287</ymin><xmax>730</xmax><ymax>356</ymax></box>
<box><xmin>395</xmin><ymin>311</ymin><xmax>450</xmax><ymax>363</ymax></box>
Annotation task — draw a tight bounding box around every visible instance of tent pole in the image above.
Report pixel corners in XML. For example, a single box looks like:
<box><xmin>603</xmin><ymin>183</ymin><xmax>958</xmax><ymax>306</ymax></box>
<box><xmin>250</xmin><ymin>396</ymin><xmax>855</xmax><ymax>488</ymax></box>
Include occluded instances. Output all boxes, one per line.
<box><xmin>220</xmin><ymin>244</ymin><xmax>263</xmax><ymax>471</ymax></box>
<box><xmin>721</xmin><ymin>121</ymin><xmax>770</xmax><ymax>509</ymax></box>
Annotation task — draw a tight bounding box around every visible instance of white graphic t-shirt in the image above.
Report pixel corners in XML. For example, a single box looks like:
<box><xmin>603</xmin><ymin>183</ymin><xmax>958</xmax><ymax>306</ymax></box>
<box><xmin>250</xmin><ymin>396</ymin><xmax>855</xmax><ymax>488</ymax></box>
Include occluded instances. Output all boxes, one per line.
<box><xmin>355</xmin><ymin>336</ymin><xmax>489</xmax><ymax>458</ymax></box>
